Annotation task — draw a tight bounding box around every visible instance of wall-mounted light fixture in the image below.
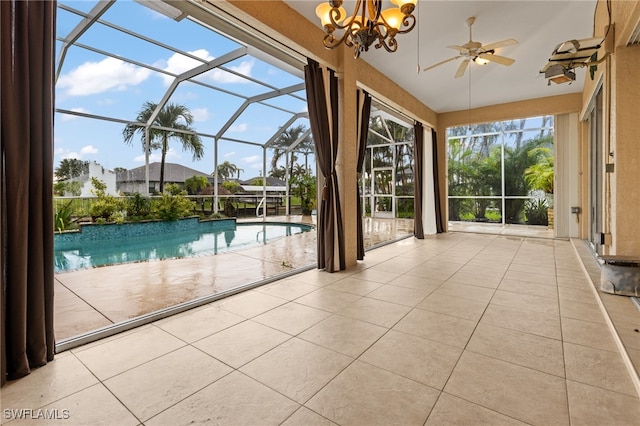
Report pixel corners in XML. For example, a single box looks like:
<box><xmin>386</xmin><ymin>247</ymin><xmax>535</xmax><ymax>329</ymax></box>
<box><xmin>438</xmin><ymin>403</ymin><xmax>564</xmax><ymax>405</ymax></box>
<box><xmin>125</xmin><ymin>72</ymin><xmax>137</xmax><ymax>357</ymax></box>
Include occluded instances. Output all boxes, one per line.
<box><xmin>316</xmin><ymin>0</ymin><xmax>418</xmax><ymax>58</ymax></box>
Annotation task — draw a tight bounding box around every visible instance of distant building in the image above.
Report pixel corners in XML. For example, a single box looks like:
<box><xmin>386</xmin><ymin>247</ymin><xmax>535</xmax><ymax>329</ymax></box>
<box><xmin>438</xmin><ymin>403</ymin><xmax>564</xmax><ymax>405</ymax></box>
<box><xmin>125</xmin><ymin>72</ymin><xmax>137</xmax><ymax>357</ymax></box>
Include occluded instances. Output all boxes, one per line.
<box><xmin>116</xmin><ymin>162</ymin><xmax>211</xmax><ymax>194</ymax></box>
<box><xmin>66</xmin><ymin>161</ymin><xmax>118</xmax><ymax>197</ymax></box>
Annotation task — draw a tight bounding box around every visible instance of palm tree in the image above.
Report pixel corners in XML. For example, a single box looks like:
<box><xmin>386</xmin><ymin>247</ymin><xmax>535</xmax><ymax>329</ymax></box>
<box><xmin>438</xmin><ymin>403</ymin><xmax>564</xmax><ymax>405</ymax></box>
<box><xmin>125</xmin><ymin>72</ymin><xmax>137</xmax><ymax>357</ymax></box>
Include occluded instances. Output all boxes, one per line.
<box><xmin>269</xmin><ymin>124</ymin><xmax>310</xmax><ymax>174</ymax></box>
<box><xmin>215</xmin><ymin>161</ymin><xmax>242</xmax><ymax>181</ymax></box>
<box><xmin>123</xmin><ymin>101</ymin><xmax>204</xmax><ymax>193</ymax></box>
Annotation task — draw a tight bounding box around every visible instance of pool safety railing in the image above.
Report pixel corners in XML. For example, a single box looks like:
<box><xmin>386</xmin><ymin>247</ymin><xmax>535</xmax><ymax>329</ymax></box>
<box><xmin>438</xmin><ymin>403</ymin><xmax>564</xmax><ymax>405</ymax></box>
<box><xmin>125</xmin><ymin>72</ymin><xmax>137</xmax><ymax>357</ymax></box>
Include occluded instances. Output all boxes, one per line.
<box><xmin>256</xmin><ymin>197</ymin><xmax>266</xmax><ymax>217</ymax></box>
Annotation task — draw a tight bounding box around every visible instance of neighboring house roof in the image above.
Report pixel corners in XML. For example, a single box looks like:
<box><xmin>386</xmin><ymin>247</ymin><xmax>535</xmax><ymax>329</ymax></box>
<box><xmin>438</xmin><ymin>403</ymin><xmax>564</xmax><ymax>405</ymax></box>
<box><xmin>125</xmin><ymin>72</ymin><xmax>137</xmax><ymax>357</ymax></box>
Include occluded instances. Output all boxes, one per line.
<box><xmin>241</xmin><ymin>176</ymin><xmax>286</xmax><ymax>186</ymax></box>
<box><xmin>116</xmin><ymin>162</ymin><xmax>210</xmax><ymax>183</ymax></box>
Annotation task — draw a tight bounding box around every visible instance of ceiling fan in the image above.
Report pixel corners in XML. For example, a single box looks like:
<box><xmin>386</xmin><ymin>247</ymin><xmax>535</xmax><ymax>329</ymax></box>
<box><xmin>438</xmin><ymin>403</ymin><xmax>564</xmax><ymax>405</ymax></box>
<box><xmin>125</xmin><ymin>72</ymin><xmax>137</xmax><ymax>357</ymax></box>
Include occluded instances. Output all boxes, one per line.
<box><xmin>423</xmin><ymin>16</ymin><xmax>518</xmax><ymax>78</ymax></box>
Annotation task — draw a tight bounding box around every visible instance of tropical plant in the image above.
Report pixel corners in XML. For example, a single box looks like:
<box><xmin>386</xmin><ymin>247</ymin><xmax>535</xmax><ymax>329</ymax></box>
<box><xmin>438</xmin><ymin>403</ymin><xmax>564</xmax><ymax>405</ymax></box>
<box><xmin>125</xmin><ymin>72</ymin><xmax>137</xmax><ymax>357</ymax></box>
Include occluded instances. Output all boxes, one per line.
<box><xmin>525</xmin><ymin>198</ymin><xmax>549</xmax><ymax>225</ymax></box>
<box><xmin>126</xmin><ymin>192</ymin><xmax>152</xmax><ymax>220</ymax></box>
<box><xmin>215</xmin><ymin>161</ymin><xmax>242</xmax><ymax>181</ymax></box>
<box><xmin>54</xmin><ymin>200</ymin><xmax>74</xmax><ymax>232</ymax></box>
<box><xmin>123</xmin><ymin>101</ymin><xmax>204</xmax><ymax>193</ymax></box>
<box><xmin>153</xmin><ymin>187</ymin><xmax>195</xmax><ymax>221</ymax></box>
<box><xmin>89</xmin><ymin>177</ymin><xmax>125</xmax><ymax>222</ymax></box>
<box><xmin>269</xmin><ymin>124</ymin><xmax>311</xmax><ymax>175</ymax></box>
<box><xmin>524</xmin><ymin>147</ymin><xmax>554</xmax><ymax>194</ymax></box>
<box><xmin>291</xmin><ymin>172</ymin><xmax>317</xmax><ymax>215</ymax></box>
<box><xmin>53</xmin><ymin>180</ymin><xmax>83</xmax><ymax>196</ymax></box>
<box><xmin>55</xmin><ymin>158</ymin><xmax>89</xmax><ymax>181</ymax></box>
<box><xmin>184</xmin><ymin>175</ymin><xmax>210</xmax><ymax>195</ymax></box>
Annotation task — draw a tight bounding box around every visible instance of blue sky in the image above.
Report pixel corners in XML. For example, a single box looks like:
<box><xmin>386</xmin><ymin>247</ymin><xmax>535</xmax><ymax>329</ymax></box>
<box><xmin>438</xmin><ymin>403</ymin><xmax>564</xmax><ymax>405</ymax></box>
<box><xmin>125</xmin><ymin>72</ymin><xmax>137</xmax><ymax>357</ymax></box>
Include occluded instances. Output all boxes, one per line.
<box><xmin>54</xmin><ymin>0</ymin><xmax>310</xmax><ymax>179</ymax></box>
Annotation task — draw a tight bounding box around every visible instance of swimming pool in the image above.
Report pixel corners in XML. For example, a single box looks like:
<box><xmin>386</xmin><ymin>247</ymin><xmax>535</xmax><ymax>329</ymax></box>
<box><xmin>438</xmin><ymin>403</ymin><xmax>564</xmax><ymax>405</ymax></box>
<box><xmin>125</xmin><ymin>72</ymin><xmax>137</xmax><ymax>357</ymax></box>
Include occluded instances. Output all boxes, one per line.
<box><xmin>54</xmin><ymin>221</ymin><xmax>314</xmax><ymax>273</ymax></box>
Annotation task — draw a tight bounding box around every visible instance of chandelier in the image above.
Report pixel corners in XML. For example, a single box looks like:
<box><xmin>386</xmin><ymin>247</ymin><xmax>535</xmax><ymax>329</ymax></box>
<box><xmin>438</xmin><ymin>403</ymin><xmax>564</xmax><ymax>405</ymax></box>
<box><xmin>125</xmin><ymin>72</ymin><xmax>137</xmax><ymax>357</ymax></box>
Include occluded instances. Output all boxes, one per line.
<box><xmin>315</xmin><ymin>0</ymin><xmax>418</xmax><ymax>58</ymax></box>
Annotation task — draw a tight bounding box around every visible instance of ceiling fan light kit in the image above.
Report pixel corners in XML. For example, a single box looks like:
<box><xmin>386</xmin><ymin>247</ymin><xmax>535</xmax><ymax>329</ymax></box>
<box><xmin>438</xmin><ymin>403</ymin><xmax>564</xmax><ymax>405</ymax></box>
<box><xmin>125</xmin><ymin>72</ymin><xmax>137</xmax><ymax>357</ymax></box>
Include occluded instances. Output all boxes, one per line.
<box><xmin>422</xmin><ymin>16</ymin><xmax>517</xmax><ymax>78</ymax></box>
<box><xmin>316</xmin><ymin>0</ymin><xmax>418</xmax><ymax>58</ymax></box>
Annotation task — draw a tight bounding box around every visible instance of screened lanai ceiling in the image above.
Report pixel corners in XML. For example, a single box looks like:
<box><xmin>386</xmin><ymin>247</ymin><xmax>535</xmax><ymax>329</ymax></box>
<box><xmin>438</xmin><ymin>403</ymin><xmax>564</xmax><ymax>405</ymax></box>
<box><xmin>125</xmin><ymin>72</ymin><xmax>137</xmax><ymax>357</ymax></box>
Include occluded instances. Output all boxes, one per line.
<box><xmin>55</xmin><ymin>0</ymin><xmax>313</xmax><ymax>180</ymax></box>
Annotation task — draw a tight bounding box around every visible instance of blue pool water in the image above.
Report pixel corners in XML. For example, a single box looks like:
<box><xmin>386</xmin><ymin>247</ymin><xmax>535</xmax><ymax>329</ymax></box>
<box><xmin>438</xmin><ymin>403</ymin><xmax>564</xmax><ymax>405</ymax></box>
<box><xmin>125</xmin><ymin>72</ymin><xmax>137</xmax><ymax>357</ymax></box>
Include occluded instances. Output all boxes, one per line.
<box><xmin>54</xmin><ymin>222</ymin><xmax>313</xmax><ymax>273</ymax></box>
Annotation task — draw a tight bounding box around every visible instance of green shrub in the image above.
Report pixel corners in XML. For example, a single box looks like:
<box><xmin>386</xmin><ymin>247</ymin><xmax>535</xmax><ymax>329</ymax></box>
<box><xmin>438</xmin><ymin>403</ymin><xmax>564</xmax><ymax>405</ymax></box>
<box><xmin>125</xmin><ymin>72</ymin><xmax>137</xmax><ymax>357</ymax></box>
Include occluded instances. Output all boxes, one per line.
<box><xmin>126</xmin><ymin>192</ymin><xmax>152</xmax><ymax>219</ymax></box>
<box><xmin>153</xmin><ymin>191</ymin><xmax>195</xmax><ymax>221</ymax></box>
<box><xmin>525</xmin><ymin>198</ymin><xmax>548</xmax><ymax>225</ymax></box>
<box><xmin>54</xmin><ymin>200</ymin><xmax>74</xmax><ymax>232</ymax></box>
<box><xmin>88</xmin><ymin>177</ymin><xmax>125</xmax><ymax>222</ymax></box>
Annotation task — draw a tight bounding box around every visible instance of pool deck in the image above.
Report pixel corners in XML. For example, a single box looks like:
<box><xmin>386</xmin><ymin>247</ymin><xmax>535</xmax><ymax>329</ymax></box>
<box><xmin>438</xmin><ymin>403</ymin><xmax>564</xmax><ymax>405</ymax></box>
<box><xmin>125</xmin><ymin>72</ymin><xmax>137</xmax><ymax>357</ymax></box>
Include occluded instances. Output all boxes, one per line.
<box><xmin>54</xmin><ymin>216</ymin><xmax>415</xmax><ymax>343</ymax></box>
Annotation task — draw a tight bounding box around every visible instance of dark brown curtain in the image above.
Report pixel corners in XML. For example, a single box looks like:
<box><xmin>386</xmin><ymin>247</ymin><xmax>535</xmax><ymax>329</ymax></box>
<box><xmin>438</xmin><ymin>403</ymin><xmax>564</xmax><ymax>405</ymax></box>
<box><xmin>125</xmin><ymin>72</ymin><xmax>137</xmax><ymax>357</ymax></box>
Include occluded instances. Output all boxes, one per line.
<box><xmin>304</xmin><ymin>59</ymin><xmax>345</xmax><ymax>272</ymax></box>
<box><xmin>1</xmin><ymin>0</ymin><xmax>56</xmax><ymax>385</ymax></box>
<box><xmin>356</xmin><ymin>90</ymin><xmax>371</xmax><ymax>260</ymax></box>
<box><xmin>432</xmin><ymin>128</ymin><xmax>445</xmax><ymax>233</ymax></box>
<box><xmin>413</xmin><ymin>122</ymin><xmax>424</xmax><ymax>239</ymax></box>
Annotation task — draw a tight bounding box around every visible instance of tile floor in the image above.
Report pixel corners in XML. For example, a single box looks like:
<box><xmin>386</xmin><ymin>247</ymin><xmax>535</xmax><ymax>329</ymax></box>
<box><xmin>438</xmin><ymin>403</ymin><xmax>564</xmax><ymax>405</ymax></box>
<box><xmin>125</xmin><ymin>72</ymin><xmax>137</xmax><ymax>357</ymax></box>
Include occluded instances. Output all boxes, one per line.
<box><xmin>3</xmin><ymin>232</ymin><xmax>640</xmax><ymax>425</ymax></box>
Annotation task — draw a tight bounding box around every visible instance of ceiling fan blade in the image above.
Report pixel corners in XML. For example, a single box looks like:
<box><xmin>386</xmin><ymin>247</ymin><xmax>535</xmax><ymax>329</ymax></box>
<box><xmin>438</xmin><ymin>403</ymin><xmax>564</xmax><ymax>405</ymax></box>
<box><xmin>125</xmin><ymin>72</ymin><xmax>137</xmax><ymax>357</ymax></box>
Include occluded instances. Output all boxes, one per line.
<box><xmin>447</xmin><ymin>45</ymin><xmax>469</xmax><ymax>53</ymax></box>
<box><xmin>481</xmin><ymin>38</ymin><xmax>518</xmax><ymax>52</ymax></box>
<box><xmin>455</xmin><ymin>59</ymin><xmax>470</xmax><ymax>78</ymax></box>
<box><xmin>478</xmin><ymin>53</ymin><xmax>515</xmax><ymax>66</ymax></box>
<box><xmin>423</xmin><ymin>56</ymin><xmax>459</xmax><ymax>72</ymax></box>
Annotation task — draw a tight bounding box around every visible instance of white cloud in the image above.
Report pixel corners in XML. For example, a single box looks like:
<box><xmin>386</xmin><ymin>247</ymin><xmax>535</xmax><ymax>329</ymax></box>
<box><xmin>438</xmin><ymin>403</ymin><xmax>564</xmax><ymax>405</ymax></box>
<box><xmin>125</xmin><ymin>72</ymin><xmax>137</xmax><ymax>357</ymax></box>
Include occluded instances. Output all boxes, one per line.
<box><xmin>159</xmin><ymin>50</ymin><xmax>254</xmax><ymax>86</ymax></box>
<box><xmin>80</xmin><ymin>145</ymin><xmax>98</xmax><ymax>155</ymax></box>
<box><xmin>160</xmin><ymin>49</ymin><xmax>213</xmax><ymax>86</ymax></box>
<box><xmin>229</xmin><ymin>123</ymin><xmax>247</xmax><ymax>133</ymax></box>
<box><xmin>208</xmin><ymin>60</ymin><xmax>254</xmax><ymax>84</ymax></box>
<box><xmin>58</xmin><ymin>57</ymin><xmax>151</xmax><ymax>96</ymax></box>
<box><xmin>134</xmin><ymin>149</ymin><xmax>180</xmax><ymax>163</ymax></box>
<box><xmin>224</xmin><ymin>151</ymin><xmax>236</xmax><ymax>158</ymax></box>
<box><xmin>191</xmin><ymin>107</ymin><xmax>210</xmax><ymax>122</ymax></box>
<box><xmin>61</xmin><ymin>151</ymin><xmax>80</xmax><ymax>160</ymax></box>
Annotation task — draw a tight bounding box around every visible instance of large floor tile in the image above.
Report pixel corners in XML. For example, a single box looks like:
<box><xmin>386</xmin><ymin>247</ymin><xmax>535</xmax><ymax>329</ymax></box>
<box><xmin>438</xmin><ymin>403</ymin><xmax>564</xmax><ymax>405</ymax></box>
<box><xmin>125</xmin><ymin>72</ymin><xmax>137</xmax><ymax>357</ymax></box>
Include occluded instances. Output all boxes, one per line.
<box><xmin>386</xmin><ymin>274</ymin><xmax>444</xmax><ymax>291</ymax></box>
<box><xmin>104</xmin><ymin>346</ymin><xmax>232</xmax><ymax>421</ymax></box>
<box><xmin>360</xmin><ymin>330</ymin><xmax>462</xmax><ymax>389</ymax></box>
<box><xmin>324</xmin><ymin>276</ymin><xmax>383</xmax><ymax>296</ymax></box>
<box><xmin>0</xmin><ymin>352</ymin><xmax>98</xmax><ymax>410</ymax></box>
<box><xmin>393</xmin><ymin>309</ymin><xmax>477</xmax><ymax>348</ymax></box>
<box><xmin>466</xmin><ymin>322</ymin><xmax>565</xmax><ymax>377</ymax></box>
<box><xmin>281</xmin><ymin>407</ymin><xmax>338</xmax><ymax>426</ymax></box>
<box><xmin>416</xmin><ymin>292</ymin><xmax>488</xmax><ymax>321</ymax></box>
<box><xmin>563</xmin><ymin>342</ymin><xmax>638</xmax><ymax>397</ymax></box>
<box><xmin>503</xmin><ymin>270</ymin><xmax>556</xmax><ymax>286</ymax></box>
<box><xmin>347</xmin><ymin>268</ymin><xmax>403</xmax><ymax>284</ymax></box>
<box><xmin>240</xmin><ymin>338</ymin><xmax>352</xmax><ymax>403</ymax></box>
<box><xmin>365</xmin><ymin>284</ymin><xmax>431</xmax><ymax>307</ymax></box>
<box><xmin>155</xmin><ymin>304</ymin><xmax>245</xmax><ymax>343</ymax></box>
<box><xmin>72</xmin><ymin>325</ymin><xmax>185</xmax><ymax>380</ymax></box>
<box><xmin>434</xmin><ymin>281</ymin><xmax>496</xmax><ymax>303</ymax></box>
<box><xmin>338</xmin><ymin>296</ymin><xmax>411</xmax><ymax>328</ymax></box>
<box><xmin>217</xmin><ymin>290</ymin><xmax>288</xmax><ymax>318</ymax></box>
<box><xmin>481</xmin><ymin>303</ymin><xmax>561</xmax><ymax>340</ymax></box>
<box><xmin>425</xmin><ymin>393</ymin><xmax>528</xmax><ymax>426</ymax></box>
<box><xmin>559</xmin><ymin>299</ymin><xmax>606</xmax><ymax>323</ymax></box>
<box><xmin>298</xmin><ymin>315</ymin><xmax>387</xmax><ymax>358</ymax></box>
<box><xmin>497</xmin><ymin>278</ymin><xmax>558</xmax><ymax>299</ymax></box>
<box><xmin>447</xmin><ymin>270</ymin><xmax>503</xmax><ymax>288</ymax></box>
<box><xmin>145</xmin><ymin>371</ymin><xmax>299</xmax><ymax>425</ymax></box>
<box><xmin>306</xmin><ymin>361</ymin><xmax>439</xmax><ymax>426</ymax></box>
<box><xmin>24</xmin><ymin>383</ymin><xmax>139</xmax><ymax>426</ymax></box>
<box><xmin>566</xmin><ymin>380</ymin><xmax>640</xmax><ymax>426</ymax></box>
<box><xmin>561</xmin><ymin>317</ymin><xmax>618</xmax><ymax>352</ymax></box>
<box><xmin>490</xmin><ymin>289</ymin><xmax>559</xmax><ymax>315</ymax></box>
<box><xmin>255</xmin><ymin>279</ymin><xmax>319</xmax><ymax>300</ymax></box>
<box><xmin>193</xmin><ymin>320</ymin><xmax>291</xmax><ymax>368</ymax></box>
<box><xmin>253</xmin><ymin>302</ymin><xmax>332</xmax><ymax>335</ymax></box>
<box><xmin>295</xmin><ymin>288</ymin><xmax>362</xmax><ymax>313</ymax></box>
<box><xmin>444</xmin><ymin>352</ymin><xmax>569</xmax><ymax>425</ymax></box>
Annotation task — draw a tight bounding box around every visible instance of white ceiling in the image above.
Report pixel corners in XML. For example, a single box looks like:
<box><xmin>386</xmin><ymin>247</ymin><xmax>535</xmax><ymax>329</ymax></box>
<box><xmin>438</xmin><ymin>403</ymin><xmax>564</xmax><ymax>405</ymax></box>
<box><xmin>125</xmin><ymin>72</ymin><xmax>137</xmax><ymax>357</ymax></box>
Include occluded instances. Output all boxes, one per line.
<box><xmin>284</xmin><ymin>1</ymin><xmax>599</xmax><ymax>113</ymax></box>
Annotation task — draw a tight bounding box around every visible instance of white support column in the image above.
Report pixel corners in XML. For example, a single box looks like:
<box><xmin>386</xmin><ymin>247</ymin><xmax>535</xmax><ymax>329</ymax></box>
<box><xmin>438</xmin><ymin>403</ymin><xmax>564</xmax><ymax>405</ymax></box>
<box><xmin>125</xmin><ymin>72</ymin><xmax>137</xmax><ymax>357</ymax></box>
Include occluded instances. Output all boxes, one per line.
<box><xmin>423</xmin><ymin>128</ymin><xmax>437</xmax><ymax>235</ymax></box>
<box><xmin>555</xmin><ymin>112</ymin><xmax>580</xmax><ymax>238</ymax></box>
